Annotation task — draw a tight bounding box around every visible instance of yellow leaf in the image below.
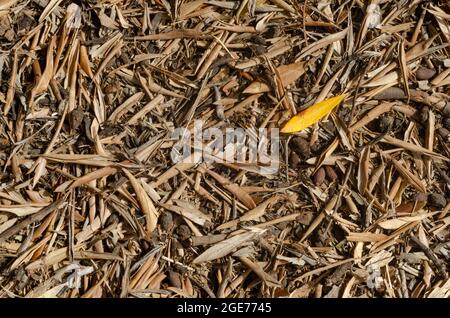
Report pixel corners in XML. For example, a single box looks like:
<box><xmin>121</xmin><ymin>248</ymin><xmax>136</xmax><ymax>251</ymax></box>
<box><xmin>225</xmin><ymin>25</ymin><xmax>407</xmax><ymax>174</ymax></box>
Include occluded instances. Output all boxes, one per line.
<box><xmin>281</xmin><ymin>94</ymin><xmax>346</xmax><ymax>133</ymax></box>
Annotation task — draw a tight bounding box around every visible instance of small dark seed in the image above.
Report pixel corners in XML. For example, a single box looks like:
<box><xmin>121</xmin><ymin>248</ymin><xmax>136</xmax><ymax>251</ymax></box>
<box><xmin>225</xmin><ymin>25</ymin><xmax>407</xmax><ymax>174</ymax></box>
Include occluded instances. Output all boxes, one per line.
<box><xmin>417</xmin><ymin>106</ymin><xmax>429</xmax><ymax>124</ymax></box>
<box><xmin>168</xmin><ymin>270</ymin><xmax>182</xmax><ymax>289</ymax></box>
<box><xmin>290</xmin><ymin>151</ymin><xmax>301</xmax><ymax>167</ymax></box>
<box><xmin>313</xmin><ymin>167</ymin><xmax>326</xmax><ymax>186</ymax></box>
<box><xmin>416</xmin><ymin>67</ymin><xmax>436</xmax><ymax>81</ymax></box>
<box><xmin>252</xmin><ymin>35</ymin><xmax>267</xmax><ymax>45</ymax></box>
<box><xmin>310</xmin><ymin>142</ymin><xmax>322</xmax><ymax>154</ymax></box>
<box><xmin>437</xmin><ymin>127</ymin><xmax>450</xmax><ymax>138</ymax></box>
<box><xmin>292</xmin><ymin>137</ymin><xmax>311</xmax><ymax>159</ymax></box>
<box><xmin>428</xmin><ymin>193</ymin><xmax>447</xmax><ymax>209</ymax></box>
<box><xmin>68</xmin><ymin>109</ymin><xmax>84</xmax><ymax>131</ymax></box>
<box><xmin>444</xmin><ymin>118</ymin><xmax>450</xmax><ymax>130</ymax></box>
<box><xmin>378</xmin><ymin>115</ymin><xmax>394</xmax><ymax>132</ymax></box>
<box><xmin>176</xmin><ymin>224</ymin><xmax>191</xmax><ymax>241</ymax></box>
<box><xmin>325</xmin><ymin>166</ymin><xmax>338</xmax><ymax>182</ymax></box>
<box><xmin>160</xmin><ymin>212</ymin><xmax>173</xmax><ymax>231</ymax></box>
<box><xmin>442</xmin><ymin>102</ymin><xmax>450</xmax><ymax>118</ymax></box>
<box><xmin>37</xmin><ymin>97</ymin><xmax>51</xmax><ymax>106</ymax></box>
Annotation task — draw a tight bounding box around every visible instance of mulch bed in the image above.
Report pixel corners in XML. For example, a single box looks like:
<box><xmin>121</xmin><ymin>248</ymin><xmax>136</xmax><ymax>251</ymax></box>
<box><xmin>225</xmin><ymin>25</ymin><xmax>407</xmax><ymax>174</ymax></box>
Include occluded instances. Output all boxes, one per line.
<box><xmin>0</xmin><ymin>0</ymin><xmax>449</xmax><ymax>298</ymax></box>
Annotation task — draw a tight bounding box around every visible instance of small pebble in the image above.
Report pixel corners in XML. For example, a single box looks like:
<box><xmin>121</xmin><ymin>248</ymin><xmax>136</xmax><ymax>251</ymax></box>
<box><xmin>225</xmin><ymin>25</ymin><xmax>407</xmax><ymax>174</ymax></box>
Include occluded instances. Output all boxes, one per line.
<box><xmin>428</xmin><ymin>193</ymin><xmax>447</xmax><ymax>209</ymax></box>
<box><xmin>416</xmin><ymin>67</ymin><xmax>436</xmax><ymax>80</ymax></box>
<box><xmin>373</xmin><ymin>87</ymin><xmax>405</xmax><ymax>100</ymax></box>
<box><xmin>417</xmin><ymin>80</ymin><xmax>429</xmax><ymax>91</ymax></box>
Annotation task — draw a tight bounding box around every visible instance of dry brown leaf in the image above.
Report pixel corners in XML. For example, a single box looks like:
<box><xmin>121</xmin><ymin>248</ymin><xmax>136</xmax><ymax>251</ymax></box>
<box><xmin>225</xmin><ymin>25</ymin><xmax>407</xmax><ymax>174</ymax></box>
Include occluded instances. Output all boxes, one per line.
<box><xmin>217</xmin><ymin>195</ymin><xmax>281</xmax><ymax>230</ymax></box>
<box><xmin>193</xmin><ymin>231</ymin><xmax>261</xmax><ymax>264</ymax></box>
<box><xmin>243</xmin><ymin>61</ymin><xmax>306</xmax><ymax>94</ymax></box>
<box><xmin>162</xmin><ymin>200</ymin><xmax>212</xmax><ymax>227</ymax></box>
<box><xmin>201</xmin><ymin>168</ymin><xmax>256</xmax><ymax>209</ymax></box>
<box><xmin>0</xmin><ymin>0</ymin><xmax>17</xmax><ymax>10</ymax></box>
<box><xmin>357</xmin><ymin>147</ymin><xmax>370</xmax><ymax>194</ymax></box>
<box><xmin>122</xmin><ymin>168</ymin><xmax>159</xmax><ymax>235</ymax></box>
<box><xmin>0</xmin><ymin>204</ymin><xmax>49</xmax><ymax>217</ymax></box>
<box><xmin>378</xmin><ymin>213</ymin><xmax>436</xmax><ymax>230</ymax></box>
<box><xmin>32</xmin><ymin>36</ymin><xmax>56</xmax><ymax>97</ymax></box>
